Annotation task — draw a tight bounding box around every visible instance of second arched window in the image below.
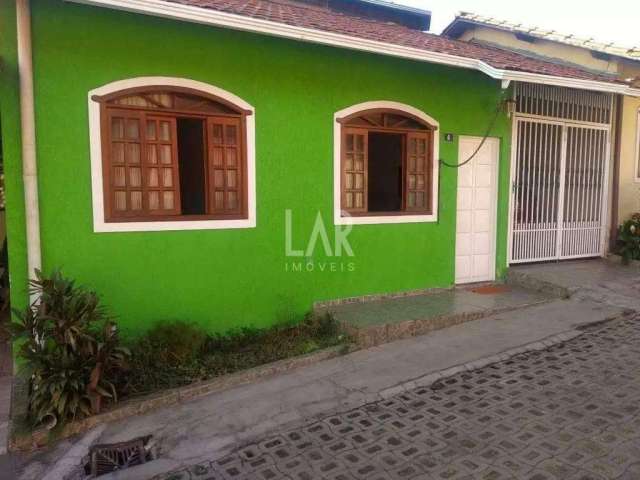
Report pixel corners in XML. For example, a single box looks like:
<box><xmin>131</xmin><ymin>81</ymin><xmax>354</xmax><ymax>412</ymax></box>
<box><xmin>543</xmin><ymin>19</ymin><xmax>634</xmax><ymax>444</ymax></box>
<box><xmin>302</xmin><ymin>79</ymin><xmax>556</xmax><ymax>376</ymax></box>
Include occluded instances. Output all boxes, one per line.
<box><xmin>340</xmin><ymin>109</ymin><xmax>435</xmax><ymax>216</ymax></box>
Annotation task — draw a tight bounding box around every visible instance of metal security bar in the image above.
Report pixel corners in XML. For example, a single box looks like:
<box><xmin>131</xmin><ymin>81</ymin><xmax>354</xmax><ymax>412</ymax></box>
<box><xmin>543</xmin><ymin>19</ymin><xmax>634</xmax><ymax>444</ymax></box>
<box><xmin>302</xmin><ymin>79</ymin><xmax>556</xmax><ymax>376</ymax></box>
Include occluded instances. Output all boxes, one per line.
<box><xmin>511</xmin><ymin>119</ymin><xmax>563</xmax><ymax>263</ymax></box>
<box><xmin>509</xmin><ymin>83</ymin><xmax>612</xmax><ymax>264</ymax></box>
<box><xmin>515</xmin><ymin>82</ymin><xmax>613</xmax><ymax>124</ymax></box>
<box><xmin>561</xmin><ymin>126</ymin><xmax>609</xmax><ymax>259</ymax></box>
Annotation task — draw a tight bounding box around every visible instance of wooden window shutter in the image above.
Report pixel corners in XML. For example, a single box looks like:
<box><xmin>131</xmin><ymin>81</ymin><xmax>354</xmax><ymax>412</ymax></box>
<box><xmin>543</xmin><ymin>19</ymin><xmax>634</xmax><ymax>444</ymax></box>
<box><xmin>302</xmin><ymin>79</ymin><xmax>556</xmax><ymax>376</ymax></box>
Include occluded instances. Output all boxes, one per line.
<box><xmin>405</xmin><ymin>132</ymin><xmax>432</xmax><ymax>213</ymax></box>
<box><xmin>342</xmin><ymin>128</ymin><xmax>368</xmax><ymax>213</ymax></box>
<box><xmin>106</xmin><ymin>110</ymin><xmax>146</xmax><ymax>218</ymax></box>
<box><xmin>105</xmin><ymin>110</ymin><xmax>181</xmax><ymax>219</ymax></box>
<box><xmin>207</xmin><ymin>117</ymin><xmax>243</xmax><ymax>215</ymax></box>
<box><xmin>144</xmin><ymin>116</ymin><xmax>181</xmax><ymax>215</ymax></box>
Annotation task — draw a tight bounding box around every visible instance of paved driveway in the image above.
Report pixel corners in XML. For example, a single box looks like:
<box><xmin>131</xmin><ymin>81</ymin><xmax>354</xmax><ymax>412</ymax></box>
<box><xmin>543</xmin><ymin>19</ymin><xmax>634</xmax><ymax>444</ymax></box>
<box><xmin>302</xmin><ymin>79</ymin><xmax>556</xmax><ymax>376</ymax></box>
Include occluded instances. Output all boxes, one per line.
<box><xmin>160</xmin><ymin>314</ymin><xmax>640</xmax><ymax>480</ymax></box>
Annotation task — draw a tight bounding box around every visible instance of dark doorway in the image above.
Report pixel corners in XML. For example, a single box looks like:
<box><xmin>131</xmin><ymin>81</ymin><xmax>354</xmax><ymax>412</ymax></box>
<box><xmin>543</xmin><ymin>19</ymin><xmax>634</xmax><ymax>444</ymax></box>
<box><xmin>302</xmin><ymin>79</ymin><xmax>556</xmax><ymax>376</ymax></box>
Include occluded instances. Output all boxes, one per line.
<box><xmin>368</xmin><ymin>132</ymin><xmax>403</xmax><ymax>212</ymax></box>
<box><xmin>177</xmin><ymin>118</ymin><xmax>206</xmax><ymax>215</ymax></box>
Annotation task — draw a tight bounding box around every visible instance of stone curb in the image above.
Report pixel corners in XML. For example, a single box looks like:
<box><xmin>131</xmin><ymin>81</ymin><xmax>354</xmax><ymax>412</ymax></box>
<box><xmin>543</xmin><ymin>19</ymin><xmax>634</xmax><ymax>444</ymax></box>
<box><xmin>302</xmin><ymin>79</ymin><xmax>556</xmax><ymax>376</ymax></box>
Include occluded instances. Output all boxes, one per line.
<box><xmin>506</xmin><ymin>269</ymin><xmax>575</xmax><ymax>299</ymax></box>
<box><xmin>9</xmin><ymin>345</ymin><xmax>350</xmax><ymax>453</ymax></box>
<box><xmin>341</xmin><ymin>299</ymin><xmax>553</xmax><ymax>349</ymax></box>
<box><xmin>313</xmin><ymin>286</ymin><xmax>452</xmax><ymax>309</ymax></box>
<box><xmin>376</xmin><ymin>329</ymin><xmax>584</xmax><ymax>400</ymax></box>
<box><xmin>605</xmin><ymin>254</ymin><xmax>640</xmax><ymax>269</ymax></box>
<box><xmin>313</xmin><ymin>282</ymin><xmax>509</xmax><ymax>310</ymax></box>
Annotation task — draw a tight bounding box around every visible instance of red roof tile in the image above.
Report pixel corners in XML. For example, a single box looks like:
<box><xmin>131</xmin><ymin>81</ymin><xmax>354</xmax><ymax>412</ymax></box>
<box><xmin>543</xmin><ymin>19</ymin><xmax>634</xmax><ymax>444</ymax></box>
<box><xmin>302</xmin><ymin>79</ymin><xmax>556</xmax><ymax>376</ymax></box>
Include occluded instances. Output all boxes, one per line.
<box><xmin>166</xmin><ymin>0</ymin><xmax>622</xmax><ymax>84</ymax></box>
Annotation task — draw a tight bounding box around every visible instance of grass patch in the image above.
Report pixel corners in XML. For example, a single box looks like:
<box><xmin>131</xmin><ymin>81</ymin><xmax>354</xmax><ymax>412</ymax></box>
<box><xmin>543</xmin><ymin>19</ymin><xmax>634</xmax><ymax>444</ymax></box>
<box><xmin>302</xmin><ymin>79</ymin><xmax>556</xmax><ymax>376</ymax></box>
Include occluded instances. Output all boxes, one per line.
<box><xmin>118</xmin><ymin>312</ymin><xmax>348</xmax><ymax>398</ymax></box>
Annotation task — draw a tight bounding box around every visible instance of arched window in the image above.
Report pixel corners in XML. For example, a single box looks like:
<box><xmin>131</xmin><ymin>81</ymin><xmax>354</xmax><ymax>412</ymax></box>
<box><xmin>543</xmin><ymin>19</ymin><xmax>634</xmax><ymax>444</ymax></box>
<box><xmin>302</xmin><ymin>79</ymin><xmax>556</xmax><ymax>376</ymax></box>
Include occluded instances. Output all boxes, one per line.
<box><xmin>334</xmin><ymin>102</ymin><xmax>439</xmax><ymax>225</ymax></box>
<box><xmin>89</xmin><ymin>78</ymin><xmax>255</xmax><ymax>232</ymax></box>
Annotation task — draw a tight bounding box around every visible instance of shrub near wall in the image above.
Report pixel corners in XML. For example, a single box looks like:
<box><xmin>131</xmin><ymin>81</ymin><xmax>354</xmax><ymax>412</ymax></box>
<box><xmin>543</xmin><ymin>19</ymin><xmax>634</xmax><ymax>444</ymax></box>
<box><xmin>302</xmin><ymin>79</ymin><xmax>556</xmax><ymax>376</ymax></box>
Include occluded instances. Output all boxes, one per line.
<box><xmin>617</xmin><ymin>213</ymin><xmax>640</xmax><ymax>263</ymax></box>
<box><xmin>10</xmin><ymin>270</ymin><xmax>129</xmax><ymax>428</ymax></box>
<box><xmin>120</xmin><ymin>313</ymin><xmax>345</xmax><ymax>397</ymax></box>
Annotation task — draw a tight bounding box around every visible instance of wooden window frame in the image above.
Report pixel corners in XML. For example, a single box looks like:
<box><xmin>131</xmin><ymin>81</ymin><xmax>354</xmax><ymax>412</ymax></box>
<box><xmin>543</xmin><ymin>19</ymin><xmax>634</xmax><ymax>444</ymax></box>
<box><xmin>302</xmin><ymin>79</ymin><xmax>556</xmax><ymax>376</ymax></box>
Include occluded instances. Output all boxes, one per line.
<box><xmin>96</xmin><ymin>86</ymin><xmax>251</xmax><ymax>224</ymax></box>
<box><xmin>336</xmin><ymin>106</ymin><xmax>438</xmax><ymax>224</ymax></box>
<box><xmin>341</xmin><ymin>127</ymin><xmax>369</xmax><ymax>213</ymax></box>
<box><xmin>205</xmin><ymin>116</ymin><xmax>246</xmax><ymax>217</ymax></box>
<box><xmin>89</xmin><ymin>77</ymin><xmax>256</xmax><ymax>233</ymax></box>
<box><xmin>101</xmin><ymin>104</ymin><xmax>249</xmax><ymax>222</ymax></box>
<box><xmin>92</xmin><ymin>85</ymin><xmax>253</xmax><ymax>116</ymax></box>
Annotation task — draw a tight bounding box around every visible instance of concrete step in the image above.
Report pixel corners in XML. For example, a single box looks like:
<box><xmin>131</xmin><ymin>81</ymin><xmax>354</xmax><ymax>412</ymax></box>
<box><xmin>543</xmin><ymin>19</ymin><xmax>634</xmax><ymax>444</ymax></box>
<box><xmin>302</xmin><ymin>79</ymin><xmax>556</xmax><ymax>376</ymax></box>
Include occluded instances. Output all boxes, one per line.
<box><xmin>506</xmin><ymin>268</ymin><xmax>574</xmax><ymax>299</ymax></box>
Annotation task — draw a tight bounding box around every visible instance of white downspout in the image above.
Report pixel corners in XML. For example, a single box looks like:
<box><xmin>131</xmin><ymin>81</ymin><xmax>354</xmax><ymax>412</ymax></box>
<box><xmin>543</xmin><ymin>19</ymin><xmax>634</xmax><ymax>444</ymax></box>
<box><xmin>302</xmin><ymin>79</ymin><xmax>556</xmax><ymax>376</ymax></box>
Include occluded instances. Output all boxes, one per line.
<box><xmin>16</xmin><ymin>0</ymin><xmax>42</xmax><ymax>301</ymax></box>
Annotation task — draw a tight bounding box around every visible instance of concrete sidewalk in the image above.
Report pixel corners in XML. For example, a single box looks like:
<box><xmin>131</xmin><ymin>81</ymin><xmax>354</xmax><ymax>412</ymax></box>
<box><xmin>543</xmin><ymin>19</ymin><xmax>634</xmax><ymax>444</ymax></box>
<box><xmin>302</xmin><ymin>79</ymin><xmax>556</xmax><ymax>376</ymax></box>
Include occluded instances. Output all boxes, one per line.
<box><xmin>511</xmin><ymin>258</ymin><xmax>640</xmax><ymax>311</ymax></box>
<box><xmin>17</xmin><ymin>294</ymin><xmax>626</xmax><ymax>480</ymax></box>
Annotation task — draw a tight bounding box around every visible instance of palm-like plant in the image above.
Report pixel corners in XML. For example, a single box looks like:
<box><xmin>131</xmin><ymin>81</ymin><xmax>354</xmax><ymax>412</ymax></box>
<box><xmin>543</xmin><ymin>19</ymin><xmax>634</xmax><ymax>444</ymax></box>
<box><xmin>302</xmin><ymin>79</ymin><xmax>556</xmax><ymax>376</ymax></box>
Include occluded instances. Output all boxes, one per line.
<box><xmin>10</xmin><ymin>270</ymin><xmax>129</xmax><ymax>428</ymax></box>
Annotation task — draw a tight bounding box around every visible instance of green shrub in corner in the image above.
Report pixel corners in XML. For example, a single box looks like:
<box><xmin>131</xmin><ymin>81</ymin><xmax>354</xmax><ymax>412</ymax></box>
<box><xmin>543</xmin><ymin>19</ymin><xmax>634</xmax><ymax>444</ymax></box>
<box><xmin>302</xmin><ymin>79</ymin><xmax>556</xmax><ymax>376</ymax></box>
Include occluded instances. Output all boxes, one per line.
<box><xmin>617</xmin><ymin>213</ymin><xmax>640</xmax><ymax>264</ymax></box>
<box><xmin>121</xmin><ymin>311</ymin><xmax>346</xmax><ymax>398</ymax></box>
<box><xmin>9</xmin><ymin>270</ymin><xmax>129</xmax><ymax>428</ymax></box>
<box><xmin>140</xmin><ymin>320</ymin><xmax>208</xmax><ymax>364</ymax></box>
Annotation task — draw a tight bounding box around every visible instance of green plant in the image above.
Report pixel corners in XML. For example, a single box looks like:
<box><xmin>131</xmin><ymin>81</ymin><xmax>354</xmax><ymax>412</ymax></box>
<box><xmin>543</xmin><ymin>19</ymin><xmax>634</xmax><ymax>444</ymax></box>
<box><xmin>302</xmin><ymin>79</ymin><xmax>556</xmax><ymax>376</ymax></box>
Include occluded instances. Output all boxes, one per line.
<box><xmin>142</xmin><ymin>320</ymin><xmax>207</xmax><ymax>364</ymax></box>
<box><xmin>121</xmin><ymin>311</ymin><xmax>347</xmax><ymax>398</ymax></box>
<box><xmin>617</xmin><ymin>213</ymin><xmax>640</xmax><ymax>264</ymax></box>
<box><xmin>10</xmin><ymin>270</ymin><xmax>129</xmax><ymax>428</ymax></box>
<box><xmin>115</xmin><ymin>321</ymin><xmax>209</xmax><ymax>396</ymax></box>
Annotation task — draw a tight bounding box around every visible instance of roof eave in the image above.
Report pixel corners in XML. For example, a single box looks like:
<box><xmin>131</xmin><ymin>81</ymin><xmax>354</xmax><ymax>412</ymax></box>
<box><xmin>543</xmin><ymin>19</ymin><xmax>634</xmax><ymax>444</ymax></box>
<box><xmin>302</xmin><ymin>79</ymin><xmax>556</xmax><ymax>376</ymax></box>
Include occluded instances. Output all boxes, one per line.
<box><xmin>444</xmin><ymin>13</ymin><xmax>640</xmax><ymax>65</ymax></box>
<box><xmin>66</xmin><ymin>0</ymin><xmax>640</xmax><ymax>97</ymax></box>
<box><xmin>440</xmin><ymin>18</ymin><xmax>471</xmax><ymax>38</ymax></box>
<box><xmin>356</xmin><ymin>0</ymin><xmax>431</xmax><ymax>30</ymax></box>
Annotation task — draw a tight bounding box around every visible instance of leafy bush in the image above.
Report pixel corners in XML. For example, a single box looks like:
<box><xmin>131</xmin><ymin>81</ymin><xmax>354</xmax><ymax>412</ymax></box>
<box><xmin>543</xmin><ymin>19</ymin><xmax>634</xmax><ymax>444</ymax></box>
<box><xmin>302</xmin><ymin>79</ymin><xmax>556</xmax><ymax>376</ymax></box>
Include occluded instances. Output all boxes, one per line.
<box><xmin>10</xmin><ymin>270</ymin><xmax>129</xmax><ymax>428</ymax></box>
<box><xmin>143</xmin><ymin>320</ymin><xmax>207</xmax><ymax>364</ymax></box>
<box><xmin>617</xmin><ymin>213</ymin><xmax>640</xmax><ymax>263</ymax></box>
<box><xmin>121</xmin><ymin>312</ymin><xmax>346</xmax><ymax>397</ymax></box>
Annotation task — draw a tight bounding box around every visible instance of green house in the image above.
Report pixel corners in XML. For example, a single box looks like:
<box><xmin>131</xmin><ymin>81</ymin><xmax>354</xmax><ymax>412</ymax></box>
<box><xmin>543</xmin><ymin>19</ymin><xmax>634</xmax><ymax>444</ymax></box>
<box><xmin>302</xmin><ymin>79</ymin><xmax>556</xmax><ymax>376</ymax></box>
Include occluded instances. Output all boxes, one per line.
<box><xmin>1</xmin><ymin>0</ymin><xmax>636</xmax><ymax>336</ymax></box>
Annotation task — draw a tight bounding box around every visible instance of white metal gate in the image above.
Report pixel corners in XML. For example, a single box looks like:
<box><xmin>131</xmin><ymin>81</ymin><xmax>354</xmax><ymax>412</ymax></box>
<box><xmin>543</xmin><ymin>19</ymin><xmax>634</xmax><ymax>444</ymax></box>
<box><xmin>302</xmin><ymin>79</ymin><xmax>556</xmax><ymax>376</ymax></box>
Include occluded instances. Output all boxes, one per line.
<box><xmin>509</xmin><ymin>83</ymin><xmax>612</xmax><ymax>264</ymax></box>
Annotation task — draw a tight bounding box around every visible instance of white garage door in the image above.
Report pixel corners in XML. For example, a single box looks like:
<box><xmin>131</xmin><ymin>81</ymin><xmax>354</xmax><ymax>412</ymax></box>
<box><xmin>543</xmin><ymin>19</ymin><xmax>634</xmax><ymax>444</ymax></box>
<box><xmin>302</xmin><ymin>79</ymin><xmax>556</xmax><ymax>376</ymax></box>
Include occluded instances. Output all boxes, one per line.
<box><xmin>455</xmin><ymin>137</ymin><xmax>500</xmax><ymax>284</ymax></box>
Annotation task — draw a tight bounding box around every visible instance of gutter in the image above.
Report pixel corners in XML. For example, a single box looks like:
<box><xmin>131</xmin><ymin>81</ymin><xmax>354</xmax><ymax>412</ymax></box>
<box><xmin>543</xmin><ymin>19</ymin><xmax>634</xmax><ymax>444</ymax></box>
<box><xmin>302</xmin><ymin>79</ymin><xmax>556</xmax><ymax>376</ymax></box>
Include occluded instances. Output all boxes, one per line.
<box><xmin>67</xmin><ymin>0</ymin><xmax>640</xmax><ymax>97</ymax></box>
<box><xmin>609</xmin><ymin>95</ymin><xmax>624</xmax><ymax>251</ymax></box>
<box><xmin>16</xmin><ymin>0</ymin><xmax>42</xmax><ymax>297</ymax></box>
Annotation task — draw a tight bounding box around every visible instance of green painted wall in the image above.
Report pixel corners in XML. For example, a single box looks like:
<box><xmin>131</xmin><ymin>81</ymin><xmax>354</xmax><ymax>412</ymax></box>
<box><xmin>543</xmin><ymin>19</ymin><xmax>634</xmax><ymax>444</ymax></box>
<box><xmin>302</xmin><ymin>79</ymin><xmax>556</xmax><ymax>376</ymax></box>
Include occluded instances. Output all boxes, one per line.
<box><xmin>1</xmin><ymin>0</ymin><xmax>512</xmax><ymax>336</ymax></box>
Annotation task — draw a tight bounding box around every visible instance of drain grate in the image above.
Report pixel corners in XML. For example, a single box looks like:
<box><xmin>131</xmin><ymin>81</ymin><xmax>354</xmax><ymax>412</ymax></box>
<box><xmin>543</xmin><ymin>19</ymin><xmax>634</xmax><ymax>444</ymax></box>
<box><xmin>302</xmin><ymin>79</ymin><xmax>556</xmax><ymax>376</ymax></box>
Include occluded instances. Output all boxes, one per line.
<box><xmin>86</xmin><ymin>435</ymin><xmax>152</xmax><ymax>477</ymax></box>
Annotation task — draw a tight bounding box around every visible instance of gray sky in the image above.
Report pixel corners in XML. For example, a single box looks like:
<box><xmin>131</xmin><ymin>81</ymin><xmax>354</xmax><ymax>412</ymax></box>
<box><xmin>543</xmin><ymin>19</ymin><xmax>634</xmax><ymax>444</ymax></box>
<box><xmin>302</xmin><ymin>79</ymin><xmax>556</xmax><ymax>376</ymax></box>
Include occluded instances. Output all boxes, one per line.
<box><xmin>394</xmin><ymin>0</ymin><xmax>640</xmax><ymax>48</ymax></box>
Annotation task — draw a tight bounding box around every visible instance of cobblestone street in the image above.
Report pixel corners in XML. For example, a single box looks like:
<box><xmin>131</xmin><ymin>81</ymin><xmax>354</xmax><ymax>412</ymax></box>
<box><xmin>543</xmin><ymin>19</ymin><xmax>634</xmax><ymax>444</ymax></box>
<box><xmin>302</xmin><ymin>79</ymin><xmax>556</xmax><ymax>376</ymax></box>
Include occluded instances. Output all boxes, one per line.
<box><xmin>159</xmin><ymin>315</ymin><xmax>640</xmax><ymax>480</ymax></box>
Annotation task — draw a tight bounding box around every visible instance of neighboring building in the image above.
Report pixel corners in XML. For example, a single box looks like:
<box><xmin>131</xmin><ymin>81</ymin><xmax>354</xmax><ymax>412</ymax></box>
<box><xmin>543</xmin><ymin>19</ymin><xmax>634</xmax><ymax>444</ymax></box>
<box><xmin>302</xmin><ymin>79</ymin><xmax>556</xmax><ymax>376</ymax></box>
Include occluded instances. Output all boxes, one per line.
<box><xmin>0</xmin><ymin>0</ymin><xmax>638</xmax><ymax>335</ymax></box>
<box><xmin>443</xmin><ymin>12</ymin><xmax>640</xmax><ymax>255</ymax></box>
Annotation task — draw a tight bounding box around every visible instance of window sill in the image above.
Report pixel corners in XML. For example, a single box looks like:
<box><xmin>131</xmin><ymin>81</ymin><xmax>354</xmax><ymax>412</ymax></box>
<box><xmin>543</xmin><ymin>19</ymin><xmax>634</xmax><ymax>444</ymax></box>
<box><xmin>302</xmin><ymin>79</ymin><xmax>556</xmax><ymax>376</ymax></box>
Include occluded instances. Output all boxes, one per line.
<box><xmin>334</xmin><ymin>212</ymin><xmax>437</xmax><ymax>225</ymax></box>
<box><xmin>93</xmin><ymin>217</ymin><xmax>256</xmax><ymax>233</ymax></box>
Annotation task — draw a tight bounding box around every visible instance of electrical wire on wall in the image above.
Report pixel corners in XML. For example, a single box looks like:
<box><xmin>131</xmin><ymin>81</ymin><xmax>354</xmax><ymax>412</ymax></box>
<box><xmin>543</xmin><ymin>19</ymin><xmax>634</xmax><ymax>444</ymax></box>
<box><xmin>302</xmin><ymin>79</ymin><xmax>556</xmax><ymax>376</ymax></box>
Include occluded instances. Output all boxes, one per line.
<box><xmin>440</xmin><ymin>90</ymin><xmax>511</xmax><ymax>168</ymax></box>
